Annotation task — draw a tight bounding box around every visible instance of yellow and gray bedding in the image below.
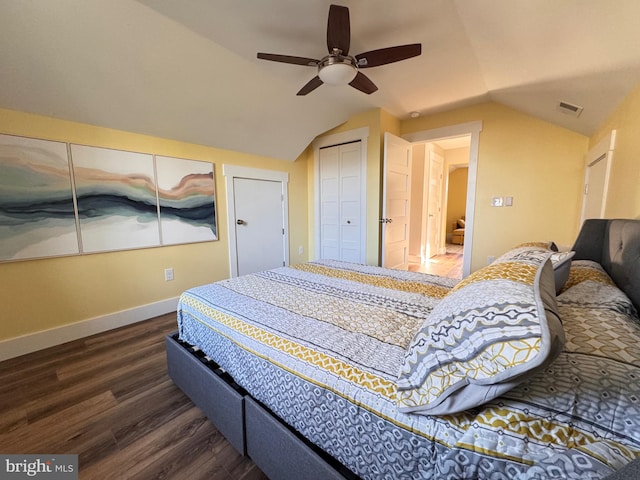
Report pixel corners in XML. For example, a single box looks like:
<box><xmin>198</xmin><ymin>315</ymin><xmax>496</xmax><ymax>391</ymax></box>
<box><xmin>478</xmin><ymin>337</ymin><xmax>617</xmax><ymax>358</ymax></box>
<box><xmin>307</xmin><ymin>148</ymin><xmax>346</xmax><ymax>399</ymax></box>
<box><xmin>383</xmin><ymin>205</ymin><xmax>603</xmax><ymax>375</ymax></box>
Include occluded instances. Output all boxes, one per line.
<box><xmin>177</xmin><ymin>257</ymin><xmax>640</xmax><ymax>479</ymax></box>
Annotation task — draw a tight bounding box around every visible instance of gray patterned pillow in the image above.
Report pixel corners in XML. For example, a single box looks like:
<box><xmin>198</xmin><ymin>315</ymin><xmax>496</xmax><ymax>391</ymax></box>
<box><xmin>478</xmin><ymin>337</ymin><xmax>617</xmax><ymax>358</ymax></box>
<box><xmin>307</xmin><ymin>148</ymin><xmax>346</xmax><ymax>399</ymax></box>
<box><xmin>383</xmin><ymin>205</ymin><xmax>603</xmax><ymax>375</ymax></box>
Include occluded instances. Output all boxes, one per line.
<box><xmin>503</xmin><ymin>245</ymin><xmax>575</xmax><ymax>294</ymax></box>
<box><xmin>396</xmin><ymin>248</ymin><xmax>565</xmax><ymax>415</ymax></box>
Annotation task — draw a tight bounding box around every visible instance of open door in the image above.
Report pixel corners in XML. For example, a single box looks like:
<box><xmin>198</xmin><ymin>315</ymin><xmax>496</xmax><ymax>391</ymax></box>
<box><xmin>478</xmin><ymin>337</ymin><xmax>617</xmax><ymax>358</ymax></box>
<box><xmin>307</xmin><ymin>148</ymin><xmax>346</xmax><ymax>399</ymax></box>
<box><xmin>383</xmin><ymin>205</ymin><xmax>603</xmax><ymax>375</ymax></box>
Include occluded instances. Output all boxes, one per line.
<box><xmin>382</xmin><ymin>132</ymin><xmax>412</xmax><ymax>269</ymax></box>
<box><xmin>580</xmin><ymin>130</ymin><xmax>616</xmax><ymax>224</ymax></box>
<box><xmin>424</xmin><ymin>149</ymin><xmax>444</xmax><ymax>259</ymax></box>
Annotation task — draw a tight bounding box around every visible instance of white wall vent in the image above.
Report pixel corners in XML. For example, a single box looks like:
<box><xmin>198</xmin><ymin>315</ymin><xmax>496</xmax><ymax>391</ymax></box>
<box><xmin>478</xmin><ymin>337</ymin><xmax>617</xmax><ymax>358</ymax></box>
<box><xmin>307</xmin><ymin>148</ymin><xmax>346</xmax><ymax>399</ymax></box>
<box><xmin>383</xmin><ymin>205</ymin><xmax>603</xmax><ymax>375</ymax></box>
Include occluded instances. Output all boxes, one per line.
<box><xmin>558</xmin><ymin>101</ymin><xmax>584</xmax><ymax>118</ymax></box>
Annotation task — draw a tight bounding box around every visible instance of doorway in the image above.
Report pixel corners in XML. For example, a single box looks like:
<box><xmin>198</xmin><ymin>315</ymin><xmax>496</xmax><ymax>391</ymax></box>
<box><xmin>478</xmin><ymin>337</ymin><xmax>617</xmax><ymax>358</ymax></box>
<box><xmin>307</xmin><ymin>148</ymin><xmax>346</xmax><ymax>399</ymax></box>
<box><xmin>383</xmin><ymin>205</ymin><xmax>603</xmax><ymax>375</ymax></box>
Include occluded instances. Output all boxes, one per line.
<box><xmin>388</xmin><ymin>120</ymin><xmax>482</xmax><ymax>278</ymax></box>
<box><xmin>580</xmin><ymin>130</ymin><xmax>616</xmax><ymax>224</ymax></box>
<box><xmin>406</xmin><ymin>137</ymin><xmax>470</xmax><ymax>279</ymax></box>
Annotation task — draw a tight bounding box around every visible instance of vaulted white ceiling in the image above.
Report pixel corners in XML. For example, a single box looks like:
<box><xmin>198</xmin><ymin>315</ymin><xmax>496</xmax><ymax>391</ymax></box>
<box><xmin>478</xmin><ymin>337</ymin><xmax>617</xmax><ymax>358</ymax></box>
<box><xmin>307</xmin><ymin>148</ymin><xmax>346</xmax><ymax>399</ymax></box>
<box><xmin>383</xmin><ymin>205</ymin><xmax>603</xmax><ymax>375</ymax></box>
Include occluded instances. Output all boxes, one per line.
<box><xmin>1</xmin><ymin>0</ymin><xmax>639</xmax><ymax>161</ymax></box>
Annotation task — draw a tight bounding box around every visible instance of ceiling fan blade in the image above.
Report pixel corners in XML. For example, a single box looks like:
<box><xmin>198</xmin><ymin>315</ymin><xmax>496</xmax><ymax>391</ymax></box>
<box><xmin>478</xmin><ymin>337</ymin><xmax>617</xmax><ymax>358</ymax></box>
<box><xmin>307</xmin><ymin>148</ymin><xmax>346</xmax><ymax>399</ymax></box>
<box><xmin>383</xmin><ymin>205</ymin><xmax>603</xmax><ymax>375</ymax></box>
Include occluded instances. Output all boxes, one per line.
<box><xmin>355</xmin><ymin>44</ymin><xmax>422</xmax><ymax>68</ymax></box>
<box><xmin>297</xmin><ymin>76</ymin><xmax>324</xmax><ymax>96</ymax></box>
<box><xmin>349</xmin><ymin>72</ymin><xmax>378</xmax><ymax>94</ymax></box>
<box><xmin>257</xmin><ymin>53</ymin><xmax>319</xmax><ymax>66</ymax></box>
<box><xmin>327</xmin><ymin>4</ymin><xmax>350</xmax><ymax>55</ymax></box>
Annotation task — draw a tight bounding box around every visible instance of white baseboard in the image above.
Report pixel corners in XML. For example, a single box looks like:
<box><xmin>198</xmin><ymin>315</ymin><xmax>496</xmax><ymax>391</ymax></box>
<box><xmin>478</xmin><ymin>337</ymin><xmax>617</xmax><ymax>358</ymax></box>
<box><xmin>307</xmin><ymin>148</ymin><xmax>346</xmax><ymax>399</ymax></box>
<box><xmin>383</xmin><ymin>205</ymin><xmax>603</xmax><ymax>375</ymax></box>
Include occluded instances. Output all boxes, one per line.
<box><xmin>0</xmin><ymin>297</ymin><xmax>180</xmax><ymax>362</ymax></box>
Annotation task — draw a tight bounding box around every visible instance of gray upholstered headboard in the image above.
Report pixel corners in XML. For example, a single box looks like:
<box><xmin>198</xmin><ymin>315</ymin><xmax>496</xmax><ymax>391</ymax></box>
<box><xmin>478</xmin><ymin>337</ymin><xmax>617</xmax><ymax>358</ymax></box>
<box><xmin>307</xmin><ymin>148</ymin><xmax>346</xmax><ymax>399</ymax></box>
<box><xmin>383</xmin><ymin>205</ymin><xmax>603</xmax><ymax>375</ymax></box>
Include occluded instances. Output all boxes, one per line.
<box><xmin>572</xmin><ymin>219</ymin><xmax>640</xmax><ymax>311</ymax></box>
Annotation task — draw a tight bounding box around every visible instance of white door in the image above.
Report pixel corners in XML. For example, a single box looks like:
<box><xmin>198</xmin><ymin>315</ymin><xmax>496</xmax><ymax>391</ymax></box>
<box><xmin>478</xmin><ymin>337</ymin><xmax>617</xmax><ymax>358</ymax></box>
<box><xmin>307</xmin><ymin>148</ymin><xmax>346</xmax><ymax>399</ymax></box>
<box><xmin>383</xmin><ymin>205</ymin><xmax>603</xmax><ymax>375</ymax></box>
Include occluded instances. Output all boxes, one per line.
<box><xmin>382</xmin><ymin>132</ymin><xmax>412</xmax><ymax>270</ymax></box>
<box><xmin>425</xmin><ymin>150</ymin><xmax>444</xmax><ymax>259</ymax></box>
<box><xmin>234</xmin><ymin>177</ymin><xmax>285</xmax><ymax>276</ymax></box>
<box><xmin>319</xmin><ymin>141</ymin><xmax>364</xmax><ymax>263</ymax></box>
<box><xmin>582</xmin><ymin>156</ymin><xmax>608</xmax><ymax>220</ymax></box>
<box><xmin>580</xmin><ymin>130</ymin><xmax>615</xmax><ymax>224</ymax></box>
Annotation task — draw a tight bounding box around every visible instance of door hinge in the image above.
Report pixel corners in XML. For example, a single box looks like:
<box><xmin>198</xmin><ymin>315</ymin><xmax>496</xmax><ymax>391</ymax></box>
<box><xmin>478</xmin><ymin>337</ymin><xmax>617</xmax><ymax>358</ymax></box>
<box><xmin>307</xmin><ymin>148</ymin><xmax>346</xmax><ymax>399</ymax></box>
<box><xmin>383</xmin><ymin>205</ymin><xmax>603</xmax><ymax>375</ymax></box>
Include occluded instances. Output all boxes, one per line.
<box><xmin>282</xmin><ymin>228</ymin><xmax>285</xmax><ymax>235</ymax></box>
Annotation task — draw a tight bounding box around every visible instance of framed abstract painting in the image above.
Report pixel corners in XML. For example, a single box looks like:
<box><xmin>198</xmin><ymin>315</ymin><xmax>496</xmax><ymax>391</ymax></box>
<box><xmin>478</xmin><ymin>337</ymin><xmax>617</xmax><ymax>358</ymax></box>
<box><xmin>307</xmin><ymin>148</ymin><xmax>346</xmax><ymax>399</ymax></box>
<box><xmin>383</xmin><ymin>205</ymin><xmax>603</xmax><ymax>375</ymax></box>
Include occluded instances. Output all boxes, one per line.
<box><xmin>155</xmin><ymin>156</ymin><xmax>217</xmax><ymax>245</ymax></box>
<box><xmin>0</xmin><ymin>134</ymin><xmax>80</xmax><ymax>261</ymax></box>
<box><xmin>70</xmin><ymin>144</ymin><xmax>161</xmax><ymax>253</ymax></box>
<box><xmin>1</xmin><ymin>135</ymin><xmax>218</xmax><ymax>261</ymax></box>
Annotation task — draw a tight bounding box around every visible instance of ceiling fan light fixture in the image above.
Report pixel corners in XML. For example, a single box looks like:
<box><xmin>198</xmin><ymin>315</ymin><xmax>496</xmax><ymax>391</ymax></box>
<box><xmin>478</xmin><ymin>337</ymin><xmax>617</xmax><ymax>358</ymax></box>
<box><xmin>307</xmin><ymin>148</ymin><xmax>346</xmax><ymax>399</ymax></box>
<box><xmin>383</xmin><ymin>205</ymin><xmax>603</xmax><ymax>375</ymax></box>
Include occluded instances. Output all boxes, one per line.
<box><xmin>318</xmin><ymin>57</ymin><xmax>357</xmax><ymax>85</ymax></box>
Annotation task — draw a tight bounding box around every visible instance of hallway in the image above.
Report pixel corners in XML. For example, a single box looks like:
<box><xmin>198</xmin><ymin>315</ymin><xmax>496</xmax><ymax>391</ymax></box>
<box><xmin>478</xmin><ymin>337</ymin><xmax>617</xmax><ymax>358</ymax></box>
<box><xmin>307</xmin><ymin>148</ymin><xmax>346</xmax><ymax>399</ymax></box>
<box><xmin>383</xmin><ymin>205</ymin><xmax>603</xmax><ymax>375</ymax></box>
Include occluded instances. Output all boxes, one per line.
<box><xmin>408</xmin><ymin>244</ymin><xmax>463</xmax><ymax>279</ymax></box>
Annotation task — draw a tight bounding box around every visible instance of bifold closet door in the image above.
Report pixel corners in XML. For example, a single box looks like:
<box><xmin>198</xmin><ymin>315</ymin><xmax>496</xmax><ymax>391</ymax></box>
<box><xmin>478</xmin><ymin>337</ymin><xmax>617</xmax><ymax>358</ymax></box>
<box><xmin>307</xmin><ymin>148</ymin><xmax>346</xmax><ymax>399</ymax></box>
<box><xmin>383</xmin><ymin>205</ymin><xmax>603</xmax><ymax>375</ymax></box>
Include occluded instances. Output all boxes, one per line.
<box><xmin>318</xmin><ymin>141</ymin><xmax>363</xmax><ymax>263</ymax></box>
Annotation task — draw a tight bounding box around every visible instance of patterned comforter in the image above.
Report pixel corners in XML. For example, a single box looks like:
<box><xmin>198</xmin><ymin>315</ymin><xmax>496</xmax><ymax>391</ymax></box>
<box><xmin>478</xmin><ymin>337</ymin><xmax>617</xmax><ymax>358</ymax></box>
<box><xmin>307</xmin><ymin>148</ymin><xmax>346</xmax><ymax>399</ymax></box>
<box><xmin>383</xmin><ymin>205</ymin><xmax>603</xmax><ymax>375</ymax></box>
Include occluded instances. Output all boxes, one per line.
<box><xmin>176</xmin><ymin>259</ymin><xmax>640</xmax><ymax>479</ymax></box>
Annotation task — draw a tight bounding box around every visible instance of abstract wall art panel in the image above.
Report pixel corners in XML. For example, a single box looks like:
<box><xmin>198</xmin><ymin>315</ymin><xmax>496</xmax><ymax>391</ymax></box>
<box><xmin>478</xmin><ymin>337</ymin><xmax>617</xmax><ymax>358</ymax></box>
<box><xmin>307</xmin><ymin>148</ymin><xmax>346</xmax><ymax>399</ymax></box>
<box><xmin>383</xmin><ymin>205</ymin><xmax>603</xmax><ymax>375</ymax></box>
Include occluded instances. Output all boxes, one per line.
<box><xmin>70</xmin><ymin>144</ymin><xmax>160</xmax><ymax>253</ymax></box>
<box><xmin>0</xmin><ymin>134</ymin><xmax>80</xmax><ymax>261</ymax></box>
<box><xmin>155</xmin><ymin>156</ymin><xmax>217</xmax><ymax>245</ymax></box>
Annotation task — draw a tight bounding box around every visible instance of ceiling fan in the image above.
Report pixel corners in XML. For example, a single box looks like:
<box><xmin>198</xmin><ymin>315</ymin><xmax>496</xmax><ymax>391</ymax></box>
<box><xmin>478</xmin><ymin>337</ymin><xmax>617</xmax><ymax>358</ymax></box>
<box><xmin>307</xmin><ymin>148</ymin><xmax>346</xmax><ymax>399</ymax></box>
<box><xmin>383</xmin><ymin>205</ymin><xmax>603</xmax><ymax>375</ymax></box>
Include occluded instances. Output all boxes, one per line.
<box><xmin>257</xmin><ymin>4</ymin><xmax>422</xmax><ymax>96</ymax></box>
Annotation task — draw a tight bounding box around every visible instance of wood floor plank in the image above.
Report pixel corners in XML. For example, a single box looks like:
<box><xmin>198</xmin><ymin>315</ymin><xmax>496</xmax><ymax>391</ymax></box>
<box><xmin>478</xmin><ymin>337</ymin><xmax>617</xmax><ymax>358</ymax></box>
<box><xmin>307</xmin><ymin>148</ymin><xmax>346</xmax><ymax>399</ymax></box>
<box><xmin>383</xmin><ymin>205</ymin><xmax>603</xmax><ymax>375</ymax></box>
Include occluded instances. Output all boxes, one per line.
<box><xmin>83</xmin><ymin>407</ymin><xmax>217</xmax><ymax>479</ymax></box>
<box><xmin>128</xmin><ymin>411</ymin><xmax>237</xmax><ymax>480</ymax></box>
<box><xmin>55</xmin><ymin>335</ymin><xmax>165</xmax><ymax>381</ymax></box>
<box><xmin>0</xmin><ymin>406</ymin><xmax>27</xmax><ymax>434</ymax></box>
<box><xmin>0</xmin><ymin>391</ymin><xmax>118</xmax><ymax>453</ymax></box>
<box><xmin>24</xmin><ymin>349</ymin><xmax>165</xmax><ymax>423</ymax></box>
<box><xmin>109</xmin><ymin>379</ymin><xmax>194</xmax><ymax>449</ymax></box>
<box><xmin>108</xmin><ymin>356</ymin><xmax>170</xmax><ymax>402</ymax></box>
<box><xmin>64</xmin><ymin>428</ymin><xmax>120</xmax><ymax>469</ymax></box>
<box><xmin>0</xmin><ymin>313</ymin><xmax>268</xmax><ymax>480</ymax></box>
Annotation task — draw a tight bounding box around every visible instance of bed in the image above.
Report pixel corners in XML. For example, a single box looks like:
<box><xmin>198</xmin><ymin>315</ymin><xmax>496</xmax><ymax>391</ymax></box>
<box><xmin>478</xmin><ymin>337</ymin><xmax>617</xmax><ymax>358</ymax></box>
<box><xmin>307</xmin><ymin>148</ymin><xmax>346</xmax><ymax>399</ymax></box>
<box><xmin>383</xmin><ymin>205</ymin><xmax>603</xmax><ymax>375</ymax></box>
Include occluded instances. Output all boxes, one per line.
<box><xmin>166</xmin><ymin>218</ymin><xmax>640</xmax><ymax>479</ymax></box>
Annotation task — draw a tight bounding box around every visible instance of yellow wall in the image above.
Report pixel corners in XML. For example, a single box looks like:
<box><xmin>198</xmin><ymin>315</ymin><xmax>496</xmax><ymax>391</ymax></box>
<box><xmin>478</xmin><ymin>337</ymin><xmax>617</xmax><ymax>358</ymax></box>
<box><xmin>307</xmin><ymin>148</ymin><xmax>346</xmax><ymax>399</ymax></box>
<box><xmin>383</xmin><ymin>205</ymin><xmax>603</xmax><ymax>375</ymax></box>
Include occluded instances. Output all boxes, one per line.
<box><xmin>444</xmin><ymin>146</ymin><xmax>470</xmax><ymax>238</ymax></box>
<box><xmin>401</xmin><ymin>103</ymin><xmax>589</xmax><ymax>271</ymax></box>
<box><xmin>311</xmin><ymin>103</ymin><xmax>590</xmax><ymax>272</ymax></box>
<box><xmin>589</xmin><ymin>84</ymin><xmax>640</xmax><ymax>218</ymax></box>
<box><xmin>10</xmin><ymin>85</ymin><xmax>638</xmax><ymax>343</ymax></box>
<box><xmin>447</xmin><ymin>167</ymin><xmax>468</xmax><ymax>237</ymax></box>
<box><xmin>0</xmin><ymin>108</ymin><xmax>309</xmax><ymax>341</ymax></box>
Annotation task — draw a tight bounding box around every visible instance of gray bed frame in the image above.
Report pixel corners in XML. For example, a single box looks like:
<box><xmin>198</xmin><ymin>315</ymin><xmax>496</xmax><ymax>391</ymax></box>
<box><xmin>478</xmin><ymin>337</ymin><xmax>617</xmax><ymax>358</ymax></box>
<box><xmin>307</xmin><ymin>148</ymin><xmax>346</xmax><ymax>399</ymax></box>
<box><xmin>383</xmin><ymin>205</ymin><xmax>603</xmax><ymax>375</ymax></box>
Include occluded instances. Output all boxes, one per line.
<box><xmin>165</xmin><ymin>218</ymin><xmax>640</xmax><ymax>479</ymax></box>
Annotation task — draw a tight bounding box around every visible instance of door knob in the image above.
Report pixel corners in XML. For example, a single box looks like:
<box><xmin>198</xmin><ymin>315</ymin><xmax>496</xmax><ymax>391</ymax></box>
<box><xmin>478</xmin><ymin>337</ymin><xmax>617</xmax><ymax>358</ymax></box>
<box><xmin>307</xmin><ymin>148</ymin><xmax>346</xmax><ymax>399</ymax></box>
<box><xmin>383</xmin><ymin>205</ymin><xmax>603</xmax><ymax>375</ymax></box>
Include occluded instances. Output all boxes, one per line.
<box><xmin>237</xmin><ymin>219</ymin><xmax>246</xmax><ymax>225</ymax></box>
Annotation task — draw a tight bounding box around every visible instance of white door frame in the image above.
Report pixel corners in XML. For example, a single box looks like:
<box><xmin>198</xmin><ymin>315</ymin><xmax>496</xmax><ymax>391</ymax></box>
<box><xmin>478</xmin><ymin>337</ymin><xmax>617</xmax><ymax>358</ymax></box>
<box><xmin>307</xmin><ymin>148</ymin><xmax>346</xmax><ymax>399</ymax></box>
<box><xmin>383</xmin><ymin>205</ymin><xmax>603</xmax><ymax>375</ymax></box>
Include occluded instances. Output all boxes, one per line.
<box><xmin>579</xmin><ymin>130</ymin><xmax>616</xmax><ymax>225</ymax></box>
<box><xmin>223</xmin><ymin>165</ymin><xmax>289</xmax><ymax>277</ymax></box>
<box><xmin>403</xmin><ymin>121</ymin><xmax>482</xmax><ymax>277</ymax></box>
<box><xmin>312</xmin><ymin>127</ymin><xmax>369</xmax><ymax>263</ymax></box>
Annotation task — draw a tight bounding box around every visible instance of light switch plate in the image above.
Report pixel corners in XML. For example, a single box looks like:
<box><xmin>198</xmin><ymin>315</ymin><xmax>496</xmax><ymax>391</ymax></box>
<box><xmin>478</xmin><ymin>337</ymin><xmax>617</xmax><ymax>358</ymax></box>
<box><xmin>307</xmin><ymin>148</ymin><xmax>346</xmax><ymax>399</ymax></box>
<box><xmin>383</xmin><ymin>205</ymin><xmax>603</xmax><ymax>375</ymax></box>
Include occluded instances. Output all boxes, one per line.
<box><xmin>491</xmin><ymin>196</ymin><xmax>503</xmax><ymax>207</ymax></box>
<box><xmin>505</xmin><ymin>196</ymin><xmax>513</xmax><ymax>207</ymax></box>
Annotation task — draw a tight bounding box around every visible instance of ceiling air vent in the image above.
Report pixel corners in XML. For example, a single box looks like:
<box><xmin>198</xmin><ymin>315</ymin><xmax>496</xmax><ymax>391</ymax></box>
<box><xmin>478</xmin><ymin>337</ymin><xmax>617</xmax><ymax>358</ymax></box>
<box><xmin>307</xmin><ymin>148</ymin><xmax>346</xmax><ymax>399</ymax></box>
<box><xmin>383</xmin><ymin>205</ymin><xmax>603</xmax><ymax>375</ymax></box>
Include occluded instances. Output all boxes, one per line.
<box><xmin>558</xmin><ymin>101</ymin><xmax>584</xmax><ymax>118</ymax></box>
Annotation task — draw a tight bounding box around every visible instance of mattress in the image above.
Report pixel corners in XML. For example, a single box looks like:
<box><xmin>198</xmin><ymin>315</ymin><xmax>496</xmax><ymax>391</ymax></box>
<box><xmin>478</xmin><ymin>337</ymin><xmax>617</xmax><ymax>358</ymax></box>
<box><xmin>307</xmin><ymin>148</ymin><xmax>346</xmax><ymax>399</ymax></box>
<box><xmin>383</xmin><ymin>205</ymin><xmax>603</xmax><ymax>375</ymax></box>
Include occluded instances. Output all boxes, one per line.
<box><xmin>176</xmin><ymin>259</ymin><xmax>640</xmax><ymax>479</ymax></box>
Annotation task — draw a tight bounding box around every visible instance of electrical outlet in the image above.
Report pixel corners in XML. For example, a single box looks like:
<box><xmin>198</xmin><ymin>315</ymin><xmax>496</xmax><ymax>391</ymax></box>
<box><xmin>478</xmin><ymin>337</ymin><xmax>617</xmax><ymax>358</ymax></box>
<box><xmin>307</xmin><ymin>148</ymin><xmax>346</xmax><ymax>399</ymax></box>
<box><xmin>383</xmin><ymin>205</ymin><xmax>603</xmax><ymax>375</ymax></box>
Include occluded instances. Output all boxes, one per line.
<box><xmin>164</xmin><ymin>268</ymin><xmax>174</xmax><ymax>281</ymax></box>
<box><xmin>298</xmin><ymin>246</ymin><xmax>304</xmax><ymax>255</ymax></box>
<box><xmin>487</xmin><ymin>256</ymin><xmax>495</xmax><ymax>265</ymax></box>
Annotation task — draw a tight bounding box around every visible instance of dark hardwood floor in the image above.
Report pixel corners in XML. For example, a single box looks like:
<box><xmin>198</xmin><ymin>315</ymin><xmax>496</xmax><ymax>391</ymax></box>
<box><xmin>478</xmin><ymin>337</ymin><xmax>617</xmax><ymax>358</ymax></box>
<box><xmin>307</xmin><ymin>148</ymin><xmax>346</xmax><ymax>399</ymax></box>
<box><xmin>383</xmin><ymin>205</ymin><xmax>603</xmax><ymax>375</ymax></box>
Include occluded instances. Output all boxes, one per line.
<box><xmin>0</xmin><ymin>313</ymin><xmax>268</xmax><ymax>480</ymax></box>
